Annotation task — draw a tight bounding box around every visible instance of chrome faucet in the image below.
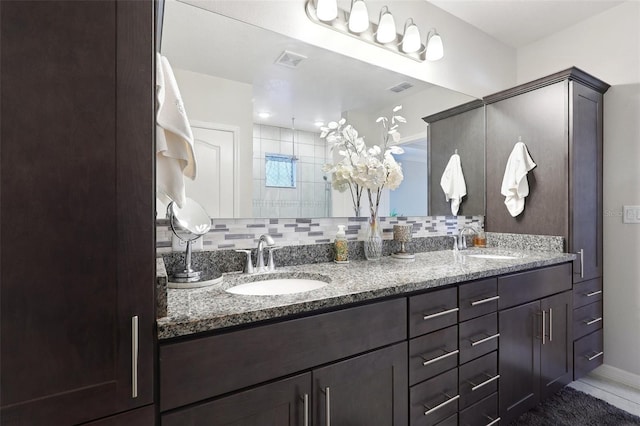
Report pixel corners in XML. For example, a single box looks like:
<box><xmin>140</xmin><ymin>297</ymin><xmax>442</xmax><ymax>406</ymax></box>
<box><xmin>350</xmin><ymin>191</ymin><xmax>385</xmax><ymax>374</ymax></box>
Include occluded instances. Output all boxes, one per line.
<box><xmin>457</xmin><ymin>226</ymin><xmax>477</xmax><ymax>250</ymax></box>
<box><xmin>256</xmin><ymin>234</ymin><xmax>275</xmax><ymax>272</ymax></box>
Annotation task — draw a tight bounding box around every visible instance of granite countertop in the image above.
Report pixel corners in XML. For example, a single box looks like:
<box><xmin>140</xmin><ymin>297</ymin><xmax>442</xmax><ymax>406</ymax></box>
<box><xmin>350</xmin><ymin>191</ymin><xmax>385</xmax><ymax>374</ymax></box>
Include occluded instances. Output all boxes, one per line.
<box><xmin>157</xmin><ymin>248</ymin><xmax>575</xmax><ymax>340</ymax></box>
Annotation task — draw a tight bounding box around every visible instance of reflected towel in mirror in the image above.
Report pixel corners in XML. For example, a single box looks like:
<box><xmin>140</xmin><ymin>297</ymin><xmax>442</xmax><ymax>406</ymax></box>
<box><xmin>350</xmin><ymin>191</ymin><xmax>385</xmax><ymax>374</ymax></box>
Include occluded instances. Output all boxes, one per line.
<box><xmin>156</xmin><ymin>53</ymin><xmax>197</xmax><ymax>209</ymax></box>
<box><xmin>440</xmin><ymin>153</ymin><xmax>467</xmax><ymax>215</ymax></box>
<box><xmin>501</xmin><ymin>141</ymin><xmax>536</xmax><ymax>217</ymax></box>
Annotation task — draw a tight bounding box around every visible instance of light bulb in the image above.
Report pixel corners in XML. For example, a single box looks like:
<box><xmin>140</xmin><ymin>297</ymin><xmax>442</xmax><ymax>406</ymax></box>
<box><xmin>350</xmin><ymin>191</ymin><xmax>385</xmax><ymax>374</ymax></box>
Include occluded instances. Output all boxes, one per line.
<box><xmin>348</xmin><ymin>0</ymin><xmax>369</xmax><ymax>33</ymax></box>
<box><xmin>316</xmin><ymin>0</ymin><xmax>338</xmax><ymax>22</ymax></box>
<box><xmin>426</xmin><ymin>31</ymin><xmax>444</xmax><ymax>61</ymax></box>
<box><xmin>376</xmin><ymin>8</ymin><xmax>396</xmax><ymax>44</ymax></box>
<box><xmin>401</xmin><ymin>21</ymin><xmax>421</xmax><ymax>53</ymax></box>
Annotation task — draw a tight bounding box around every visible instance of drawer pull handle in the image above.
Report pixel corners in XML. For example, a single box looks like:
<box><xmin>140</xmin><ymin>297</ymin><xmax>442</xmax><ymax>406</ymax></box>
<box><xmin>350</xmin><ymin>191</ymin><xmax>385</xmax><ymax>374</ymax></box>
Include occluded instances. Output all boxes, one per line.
<box><xmin>423</xmin><ymin>307</ymin><xmax>459</xmax><ymax>321</ymax></box>
<box><xmin>302</xmin><ymin>393</ymin><xmax>309</xmax><ymax>426</ymax></box>
<box><xmin>541</xmin><ymin>310</ymin><xmax>547</xmax><ymax>345</ymax></box>
<box><xmin>131</xmin><ymin>315</ymin><xmax>139</xmax><ymax>399</ymax></box>
<box><xmin>584</xmin><ymin>317</ymin><xmax>602</xmax><ymax>326</ymax></box>
<box><xmin>422</xmin><ymin>349</ymin><xmax>459</xmax><ymax>366</ymax></box>
<box><xmin>576</xmin><ymin>249</ymin><xmax>584</xmax><ymax>279</ymax></box>
<box><xmin>485</xmin><ymin>416</ymin><xmax>501</xmax><ymax>426</ymax></box>
<box><xmin>423</xmin><ymin>394</ymin><xmax>460</xmax><ymax>416</ymax></box>
<box><xmin>468</xmin><ymin>373</ymin><xmax>500</xmax><ymax>391</ymax></box>
<box><xmin>549</xmin><ymin>308</ymin><xmax>553</xmax><ymax>342</ymax></box>
<box><xmin>325</xmin><ymin>387</ymin><xmax>331</xmax><ymax>426</ymax></box>
<box><xmin>471</xmin><ymin>295</ymin><xmax>500</xmax><ymax>306</ymax></box>
<box><xmin>470</xmin><ymin>333</ymin><xmax>500</xmax><ymax>347</ymax></box>
<box><xmin>586</xmin><ymin>351</ymin><xmax>604</xmax><ymax>361</ymax></box>
<box><xmin>585</xmin><ymin>290</ymin><xmax>602</xmax><ymax>297</ymax></box>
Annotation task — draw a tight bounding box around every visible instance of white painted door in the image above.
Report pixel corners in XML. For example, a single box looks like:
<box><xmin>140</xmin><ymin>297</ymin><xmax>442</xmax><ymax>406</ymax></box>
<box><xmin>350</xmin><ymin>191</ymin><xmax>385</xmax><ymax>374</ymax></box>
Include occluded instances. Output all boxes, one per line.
<box><xmin>186</xmin><ymin>126</ymin><xmax>236</xmax><ymax>218</ymax></box>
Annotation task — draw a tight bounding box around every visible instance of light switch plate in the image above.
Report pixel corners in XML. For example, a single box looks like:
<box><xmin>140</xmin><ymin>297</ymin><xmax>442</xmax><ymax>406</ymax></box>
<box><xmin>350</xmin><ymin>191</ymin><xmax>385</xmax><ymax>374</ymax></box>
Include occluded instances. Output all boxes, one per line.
<box><xmin>623</xmin><ymin>205</ymin><xmax>640</xmax><ymax>223</ymax></box>
<box><xmin>171</xmin><ymin>233</ymin><xmax>204</xmax><ymax>251</ymax></box>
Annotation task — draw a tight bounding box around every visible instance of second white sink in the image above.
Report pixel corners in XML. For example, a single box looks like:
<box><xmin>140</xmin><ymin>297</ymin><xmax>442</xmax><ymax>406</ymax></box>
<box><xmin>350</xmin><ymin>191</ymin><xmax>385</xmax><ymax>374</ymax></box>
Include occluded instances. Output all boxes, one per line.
<box><xmin>226</xmin><ymin>278</ymin><xmax>328</xmax><ymax>296</ymax></box>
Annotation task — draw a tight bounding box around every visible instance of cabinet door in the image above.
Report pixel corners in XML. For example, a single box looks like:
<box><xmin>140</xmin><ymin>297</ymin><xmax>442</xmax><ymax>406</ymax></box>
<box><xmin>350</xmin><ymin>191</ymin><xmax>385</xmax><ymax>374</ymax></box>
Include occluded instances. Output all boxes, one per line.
<box><xmin>162</xmin><ymin>373</ymin><xmax>311</xmax><ymax>426</ymax></box>
<box><xmin>569</xmin><ymin>81</ymin><xmax>603</xmax><ymax>283</ymax></box>
<box><xmin>498</xmin><ymin>300</ymin><xmax>541</xmax><ymax>424</ymax></box>
<box><xmin>540</xmin><ymin>291</ymin><xmax>573</xmax><ymax>400</ymax></box>
<box><xmin>0</xmin><ymin>1</ymin><xmax>154</xmax><ymax>424</ymax></box>
<box><xmin>314</xmin><ymin>342</ymin><xmax>408</xmax><ymax>426</ymax></box>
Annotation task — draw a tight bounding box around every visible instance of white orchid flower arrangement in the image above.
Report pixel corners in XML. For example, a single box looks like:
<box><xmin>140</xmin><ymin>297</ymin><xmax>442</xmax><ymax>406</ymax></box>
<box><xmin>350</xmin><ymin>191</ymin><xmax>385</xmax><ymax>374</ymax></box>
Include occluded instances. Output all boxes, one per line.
<box><xmin>321</xmin><ymin>105</ymin><xmax>406</xmax><ymax>220</ymax></box>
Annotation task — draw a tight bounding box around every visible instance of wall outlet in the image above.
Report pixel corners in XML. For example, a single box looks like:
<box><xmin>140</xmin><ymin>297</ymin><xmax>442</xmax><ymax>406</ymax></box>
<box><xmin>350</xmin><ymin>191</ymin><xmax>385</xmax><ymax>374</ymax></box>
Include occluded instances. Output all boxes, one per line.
<box><xmin>171</xmin><ymin>233</ymin><xmax>203</xmax><ymax>251</ymax></box>
<box><xmin>623</xmin><ymin>205</ymin><xmax>640</xmax><ymax>224</ymax></box>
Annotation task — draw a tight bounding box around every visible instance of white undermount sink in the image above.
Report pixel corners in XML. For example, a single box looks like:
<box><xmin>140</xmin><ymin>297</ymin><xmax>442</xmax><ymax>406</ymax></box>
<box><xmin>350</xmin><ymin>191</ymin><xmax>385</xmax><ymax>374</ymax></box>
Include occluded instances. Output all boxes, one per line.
<box><xmin>464</xmin><ymin>254</ymin><xmax>519</xmax><ymax>260</ymax></box>
<box><xmin>226</xmin><ymin>278</ymin><xmax>328</xmax><ymax>296</ymax></box>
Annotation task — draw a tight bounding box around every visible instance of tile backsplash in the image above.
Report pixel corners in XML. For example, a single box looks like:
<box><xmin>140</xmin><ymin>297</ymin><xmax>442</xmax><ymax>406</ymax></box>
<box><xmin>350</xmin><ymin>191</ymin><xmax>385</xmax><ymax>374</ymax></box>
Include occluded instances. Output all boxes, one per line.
<box><xmin>156</xmin><ymin>215</ymin><xmax>484</xmax><ymax>254</ymax></box>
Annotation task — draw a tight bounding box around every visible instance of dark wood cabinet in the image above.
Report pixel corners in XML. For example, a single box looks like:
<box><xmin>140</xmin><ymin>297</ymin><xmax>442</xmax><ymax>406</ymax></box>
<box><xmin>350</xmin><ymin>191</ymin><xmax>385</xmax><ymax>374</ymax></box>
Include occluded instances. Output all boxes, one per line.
<box><xmin>0</xmin><ymin>1</ymin><xmax>155</xmax><ymax>425</ymax></box>
<box><xmin>161</xmin><ymin>343</ymin><xmax>407</xmax><ymax>426</ymax></box>
<box><xmin>498</xmin><ymin>290</ymin><xmax>572</xmax><ymax>423</ymax></box>
<box><xmin>540</xmin><ymin>291</ymin><xmax>573</xmax><ymax>399</ymax></box>
<box><xmin>484</xmin><ymin>69</ymin><xmax>608</xmax><ymax>382</ymax></box>
<box><xmin>314</xmin><ymin>343</ymin><xmax>408</xmax><ymax>426</ymax></box>
<box><xmin>162</xmin><ymin>373</ymin><xmax>311</xmax><ymax>426</ymax></box>
<box><xmin>498</xmin><ymin>300</ymin><xmax>541</xmax><ymax>423</ymax></box>
<box><xmin>424</xmin><ymin>100</ymin><xmax>486</xmax><ymax>216</ymax></box>
<box><xmin>484</xmin><ymin>69</ymin><xmax>609</xmax><ymax>268</ymax></box>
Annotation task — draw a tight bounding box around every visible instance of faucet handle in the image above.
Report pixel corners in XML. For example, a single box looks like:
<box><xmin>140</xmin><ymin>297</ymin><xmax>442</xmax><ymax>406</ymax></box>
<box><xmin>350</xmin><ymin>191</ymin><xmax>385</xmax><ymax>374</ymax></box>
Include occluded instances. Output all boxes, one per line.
<box><xmin>266</xmin><ymin>246</ymin><xmax>283</xmax><ymax>271</ymax></box>
<box><xmin>235</xmin><ymin>249</ymin><xmax>254</xmax><ymax>274</ymax></box>
<box><xmin>451</xmin><ymin>236</ymin><xmax>459</xmax><ymax>252</ymax></box>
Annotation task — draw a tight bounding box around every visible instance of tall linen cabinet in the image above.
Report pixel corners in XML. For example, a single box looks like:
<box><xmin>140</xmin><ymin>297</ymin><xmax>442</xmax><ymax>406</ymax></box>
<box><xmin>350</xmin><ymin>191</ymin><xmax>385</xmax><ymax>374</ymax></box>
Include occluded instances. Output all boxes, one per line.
<box><xmin>1</xmin><ymin>1</ymin><xmax>155</xmax><ymax>424</ymax></box>
<box><xmin>483</xmin><ymin>68</ymin><xmax>609</xmax><ymax>413</ymax></box>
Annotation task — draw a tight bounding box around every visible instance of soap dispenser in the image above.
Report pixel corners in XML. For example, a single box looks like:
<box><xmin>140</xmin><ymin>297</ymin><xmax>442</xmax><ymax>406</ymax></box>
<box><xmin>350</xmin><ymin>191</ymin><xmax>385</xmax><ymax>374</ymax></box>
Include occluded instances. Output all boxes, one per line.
<box><xmin>334</xmin><ymin>225</ymin><xmax>349</xmax><ymax>263</ymax></box>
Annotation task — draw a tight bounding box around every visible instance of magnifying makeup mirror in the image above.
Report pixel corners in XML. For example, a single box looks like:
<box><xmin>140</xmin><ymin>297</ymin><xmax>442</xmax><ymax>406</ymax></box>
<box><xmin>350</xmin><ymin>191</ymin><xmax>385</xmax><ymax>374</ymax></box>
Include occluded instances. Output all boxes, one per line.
<box><xmin>168</xmin><ymin>198</ymin><xmax>221</xmax><ymax>287</ymax></box>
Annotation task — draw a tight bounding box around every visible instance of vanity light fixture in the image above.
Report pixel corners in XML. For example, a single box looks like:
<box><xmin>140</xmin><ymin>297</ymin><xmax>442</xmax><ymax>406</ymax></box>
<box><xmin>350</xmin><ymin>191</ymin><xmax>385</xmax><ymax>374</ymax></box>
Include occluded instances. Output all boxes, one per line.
<box><xmin>316</xmin><ymin>0</ymin><xmax>338</xmax><ymax>22</ymax></box>
<box><xmin>375</xmin><ymin>6</ymin><xmax>396</xmax><ymax>43</ymax></box>
<box><xmin>401</xmin><ymin>19</ymin><xmax>421</xmax><ymax>53</ymax></box>
<box><xmin>425</xmin><ymin>29</ymin><xmax>444</xmax><ymax>61</ymax></box>
<box><xmin>348</xmin><ymin>0</ymin><xmax>369</xmax><ymax>34</ymax></box>
<box><xmin>305</xmin><ymin>0</ymin><xmax>444</xmax><ymax>62</ymax></box>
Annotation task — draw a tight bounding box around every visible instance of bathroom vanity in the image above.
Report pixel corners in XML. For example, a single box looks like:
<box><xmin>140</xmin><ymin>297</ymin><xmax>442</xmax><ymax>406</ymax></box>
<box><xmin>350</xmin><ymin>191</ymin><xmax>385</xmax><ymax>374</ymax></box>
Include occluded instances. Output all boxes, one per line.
<box><xmin>157</xmin><ymin>249</ymin><xmax>576</xmax><ymax>425</ymax></box>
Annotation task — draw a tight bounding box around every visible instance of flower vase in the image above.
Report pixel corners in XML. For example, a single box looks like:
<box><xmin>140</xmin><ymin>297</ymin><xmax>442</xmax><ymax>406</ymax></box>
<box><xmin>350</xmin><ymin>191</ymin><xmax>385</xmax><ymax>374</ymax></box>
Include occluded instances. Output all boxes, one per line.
<box><xmin>364</xmin><ymin>216</ymin><xmax>383</xmax><ymax>260</ymax></box>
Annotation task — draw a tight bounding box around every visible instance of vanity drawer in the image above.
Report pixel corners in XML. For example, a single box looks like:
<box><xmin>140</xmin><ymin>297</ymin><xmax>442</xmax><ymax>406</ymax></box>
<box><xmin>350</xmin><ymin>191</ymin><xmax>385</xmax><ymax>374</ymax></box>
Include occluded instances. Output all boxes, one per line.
<box><xmin>498</xmin><ymin>263</ymin><xmax>572</xmax><ymax>309</ymax></box>
<box><xmin>573</xmin><ymin>277</ymin><xmax>602</xmax><ymax>309</ymax></box>
<box><xmin>459</xmin><ymin>278</ymin><xmax>498</xmax><ymax>321</ymax></box>
<box><xmin>409</xmin><ymin>287</ymin><xmax>458</xmax><ymax>338</ymax></box>
<box><xmin>459</xmin><ymin>393</ymin><xmax>499</xmax><ymax>426</ymax></box>
<box><xmin>410</xmin><ymin>368</ymin><xmax>458</xmax><ymax>426</ymax></box>
<box><xmin>574</xmin><ymin>329</ymin><xmax>604</xmax><ymax>380</ymax></box>
<box><xmin>459</xmin><ymin>351</ymin><xmax>498</xmax><ymax>410</ymax></box>
<box><xmin>459</xmin><ymin>313</ymin><xmax>498</xmax><ymax>364</ymax></box>
<box><xmin>434</xmin><ymin>413</ymin><xmax>457</xmax><ymax>426</ymax></box>
<box><xmin>159</xmin><ymin>299</ymin><xmax>406</xmax><ymax>411</ymax></box>
<box><xmin>573</xmin><ymin>301</ymin><xmax>603</xmax><ymax>340</ymax></box>
<box><xmin>409</xmin><ymin>325</ymin><xmax>458</xmax><ymax>385</ymax></box>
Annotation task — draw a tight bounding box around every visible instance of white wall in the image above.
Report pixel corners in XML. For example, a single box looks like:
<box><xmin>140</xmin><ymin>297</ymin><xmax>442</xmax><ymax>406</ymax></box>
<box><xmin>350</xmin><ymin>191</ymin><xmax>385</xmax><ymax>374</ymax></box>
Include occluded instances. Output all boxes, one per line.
<box><xmin>172</xmin><ymin>69</ymin><xmax>254</xmax><ymax>217</ymax></box>
<box><xmin>188</xmin><ymin>0</ymin><xmax>517</xmax><ymax>98</ymax></box>
<box><xmin>517</xmin><ymin>1</ymin><xmax>640</xmax><ymax>381</ymax></box>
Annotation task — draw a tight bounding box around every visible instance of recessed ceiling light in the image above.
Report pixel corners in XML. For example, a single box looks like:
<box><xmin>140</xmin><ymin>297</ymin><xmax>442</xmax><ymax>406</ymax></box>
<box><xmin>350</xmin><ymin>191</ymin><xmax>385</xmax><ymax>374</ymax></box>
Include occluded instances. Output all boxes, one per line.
<box><xmin>314</xmin><ymin>121</ymin><xmax>324</xmax><ymax>127</ymax></box>
<box><xmin>258</xmin><ymin>112</ymin><xmax>271</xmax><ymax>119</ymax></box>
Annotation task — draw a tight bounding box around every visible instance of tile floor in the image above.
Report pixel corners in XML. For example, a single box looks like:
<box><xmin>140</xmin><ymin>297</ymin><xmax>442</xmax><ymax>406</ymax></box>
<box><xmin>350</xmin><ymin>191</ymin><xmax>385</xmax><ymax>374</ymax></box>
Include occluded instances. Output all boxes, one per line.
<box><xmin>569</xmin><ymin>374</ymin><xmax>640</xmax><ymax>417</ymax></box>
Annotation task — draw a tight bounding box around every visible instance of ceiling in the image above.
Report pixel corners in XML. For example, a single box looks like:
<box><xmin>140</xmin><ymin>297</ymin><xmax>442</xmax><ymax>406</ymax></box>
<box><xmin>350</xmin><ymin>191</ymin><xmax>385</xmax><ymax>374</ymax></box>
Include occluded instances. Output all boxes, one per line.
<box><xmin>429</xmin><ymin>0</ymin><xmax>624</xmax><ymax>48</ymax></box>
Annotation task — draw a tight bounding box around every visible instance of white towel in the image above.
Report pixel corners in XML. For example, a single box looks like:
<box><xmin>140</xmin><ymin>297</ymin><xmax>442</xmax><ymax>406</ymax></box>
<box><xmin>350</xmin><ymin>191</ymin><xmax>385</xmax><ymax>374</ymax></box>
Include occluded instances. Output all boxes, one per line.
<box><xmin>440</xmin><ymin>153</ymin><xmax>467</xmax><ymax>215</ymax></box>
<box><xmin>156</xmin><ymin>53</ymin><xmax>196</xmax><ymax>208</ymax></box>
<box><xmin>501</xmin><ymin>142</ymin><xmax>536</xmax><ymax>217</ymax></box>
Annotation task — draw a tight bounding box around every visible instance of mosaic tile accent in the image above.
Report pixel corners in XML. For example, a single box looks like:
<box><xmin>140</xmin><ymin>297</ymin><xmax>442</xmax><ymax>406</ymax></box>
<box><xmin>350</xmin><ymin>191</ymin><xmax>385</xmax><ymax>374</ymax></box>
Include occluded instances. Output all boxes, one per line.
<box><xmin>156</xmin><ymin>215</ymin><xmax>485</xmax><ymax>254</ymax></box>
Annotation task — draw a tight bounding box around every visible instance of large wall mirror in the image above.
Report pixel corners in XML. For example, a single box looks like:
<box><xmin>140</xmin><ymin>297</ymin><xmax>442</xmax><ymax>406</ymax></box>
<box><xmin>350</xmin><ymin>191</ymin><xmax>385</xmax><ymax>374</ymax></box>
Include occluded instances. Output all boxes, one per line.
<box><xmin>158</xmin><ymin>0</ymin><xmax>483</xmax><ymax>219</ymax></box>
